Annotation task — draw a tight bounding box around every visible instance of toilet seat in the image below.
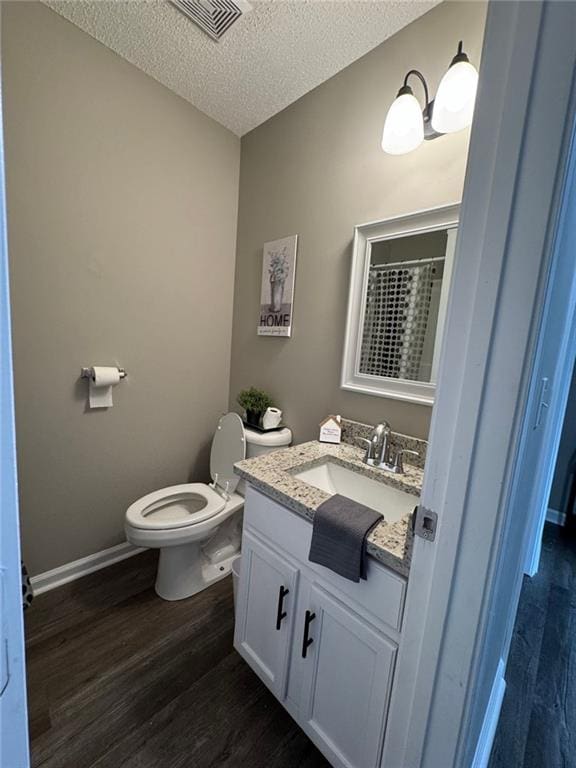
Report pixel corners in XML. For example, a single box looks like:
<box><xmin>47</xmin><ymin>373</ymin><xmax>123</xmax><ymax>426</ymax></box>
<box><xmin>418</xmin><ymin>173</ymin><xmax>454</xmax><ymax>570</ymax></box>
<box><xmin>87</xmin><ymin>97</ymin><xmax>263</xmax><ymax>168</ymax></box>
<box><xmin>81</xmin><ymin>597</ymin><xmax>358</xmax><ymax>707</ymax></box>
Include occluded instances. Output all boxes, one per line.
<box><xmin>126</xmin><ymin>483</ymin><xmax>226</xmax><ymax>531</ymax></box>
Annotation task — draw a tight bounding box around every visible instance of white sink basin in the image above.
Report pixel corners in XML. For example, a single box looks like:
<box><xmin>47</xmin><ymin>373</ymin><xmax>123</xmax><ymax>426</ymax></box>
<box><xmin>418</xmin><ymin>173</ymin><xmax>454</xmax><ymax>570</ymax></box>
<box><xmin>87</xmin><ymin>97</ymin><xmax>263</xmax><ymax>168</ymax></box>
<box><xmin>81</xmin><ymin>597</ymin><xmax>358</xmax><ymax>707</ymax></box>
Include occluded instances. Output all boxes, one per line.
<box><xmin>293</xmin><ymin>460</ymin><xmax>417</xmax><ymax>523</ymax></box>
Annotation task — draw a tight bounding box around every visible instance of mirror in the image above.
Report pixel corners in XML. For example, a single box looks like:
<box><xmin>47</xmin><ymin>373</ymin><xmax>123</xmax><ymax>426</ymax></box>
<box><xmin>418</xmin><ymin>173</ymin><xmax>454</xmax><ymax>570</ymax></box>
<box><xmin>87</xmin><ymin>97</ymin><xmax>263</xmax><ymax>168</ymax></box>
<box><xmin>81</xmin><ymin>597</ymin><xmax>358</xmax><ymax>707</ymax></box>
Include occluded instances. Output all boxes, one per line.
<box><xmin>341</xmin><ymin>204</ymin><xmax>459</xmax><ymax>405</ymax></box>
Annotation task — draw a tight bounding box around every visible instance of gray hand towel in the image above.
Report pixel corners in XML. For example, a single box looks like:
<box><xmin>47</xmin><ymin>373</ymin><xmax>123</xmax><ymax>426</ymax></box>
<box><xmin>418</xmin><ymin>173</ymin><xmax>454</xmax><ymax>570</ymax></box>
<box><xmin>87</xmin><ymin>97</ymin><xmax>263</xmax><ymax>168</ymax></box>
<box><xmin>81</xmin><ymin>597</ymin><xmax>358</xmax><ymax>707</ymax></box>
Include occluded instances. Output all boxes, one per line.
<box><xmin>308</xmin><ymin>494</ymin><xmax>383</xmax><ymax>583</ymax></box>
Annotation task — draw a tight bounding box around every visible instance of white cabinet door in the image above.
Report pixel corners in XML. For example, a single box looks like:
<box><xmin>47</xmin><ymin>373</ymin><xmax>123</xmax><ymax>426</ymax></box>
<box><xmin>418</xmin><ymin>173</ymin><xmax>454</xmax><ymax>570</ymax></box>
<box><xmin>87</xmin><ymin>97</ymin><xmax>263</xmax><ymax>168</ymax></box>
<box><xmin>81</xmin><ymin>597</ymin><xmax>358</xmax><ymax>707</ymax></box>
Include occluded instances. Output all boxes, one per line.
<box><xmin>234</xmin><ymin>531</ymin><xmax>299</xmax><ymax>699</ymax></box>
<box><xmin>298</xmin><ymin>584</ymin><xmax>397</xmax><ymax>768</ymax></box>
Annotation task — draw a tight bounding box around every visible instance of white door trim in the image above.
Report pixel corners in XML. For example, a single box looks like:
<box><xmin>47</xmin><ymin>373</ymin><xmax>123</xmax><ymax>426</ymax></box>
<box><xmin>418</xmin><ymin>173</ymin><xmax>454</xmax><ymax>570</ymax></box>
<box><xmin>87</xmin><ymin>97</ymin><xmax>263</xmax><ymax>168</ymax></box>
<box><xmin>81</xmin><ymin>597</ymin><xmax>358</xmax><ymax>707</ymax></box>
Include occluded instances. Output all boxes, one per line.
<box><xmin>470</xmin><ymin>658</ymin><xmax>506</xmax><ymax>768</ymax></box>
<box><xmin>524</xmin><ymin>140</ymin><xmax>576</xmax><ymax>576</ymax></box>
<box><xmin>0</xmin><ymin>8</ymin><xmax>29</xmax><ymax>763</ymax></box>
<box><xmin>382</xmin><ymin>2</ymin><xmax>576</xmax><ymax>767</ymax></box>
<box><xmin>521</xmin><ymin>129</ymin><xmax>576</xmax><ymax>577</ymax></box>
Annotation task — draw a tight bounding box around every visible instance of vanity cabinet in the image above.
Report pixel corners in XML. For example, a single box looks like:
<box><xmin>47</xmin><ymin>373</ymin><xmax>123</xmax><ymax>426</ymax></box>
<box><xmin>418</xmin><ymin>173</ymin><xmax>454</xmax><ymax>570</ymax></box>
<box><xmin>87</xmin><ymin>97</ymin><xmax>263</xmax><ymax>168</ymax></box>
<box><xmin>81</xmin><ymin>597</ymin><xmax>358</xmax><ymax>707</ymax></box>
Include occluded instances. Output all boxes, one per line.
<box><xmin>234</xmin><ymin>487</ymin><xmax>406</xmax><ymax>768</ymax></box>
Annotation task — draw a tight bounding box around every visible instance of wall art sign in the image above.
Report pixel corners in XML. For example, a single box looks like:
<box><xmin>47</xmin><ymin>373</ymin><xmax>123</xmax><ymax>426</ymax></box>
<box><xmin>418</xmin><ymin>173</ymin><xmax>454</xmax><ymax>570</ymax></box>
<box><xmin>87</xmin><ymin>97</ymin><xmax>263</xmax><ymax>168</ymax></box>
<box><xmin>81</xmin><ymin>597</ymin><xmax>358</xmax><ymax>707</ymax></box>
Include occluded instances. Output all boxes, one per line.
<box><xmin>257</xmin><ymin>234</ymin><xmax>298</xmax><ymax>337</ymax></box>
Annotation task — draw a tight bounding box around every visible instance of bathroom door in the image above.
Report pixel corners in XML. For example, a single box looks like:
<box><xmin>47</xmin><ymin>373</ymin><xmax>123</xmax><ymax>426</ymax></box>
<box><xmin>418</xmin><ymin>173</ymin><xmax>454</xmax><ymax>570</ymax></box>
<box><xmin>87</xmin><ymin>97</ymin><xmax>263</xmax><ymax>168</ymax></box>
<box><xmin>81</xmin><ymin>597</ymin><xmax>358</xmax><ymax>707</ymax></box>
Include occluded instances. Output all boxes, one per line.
<box><xmin>0</xmin><ymin>20</ymin><xmax>30</xmax><ymax>767</ymax></box>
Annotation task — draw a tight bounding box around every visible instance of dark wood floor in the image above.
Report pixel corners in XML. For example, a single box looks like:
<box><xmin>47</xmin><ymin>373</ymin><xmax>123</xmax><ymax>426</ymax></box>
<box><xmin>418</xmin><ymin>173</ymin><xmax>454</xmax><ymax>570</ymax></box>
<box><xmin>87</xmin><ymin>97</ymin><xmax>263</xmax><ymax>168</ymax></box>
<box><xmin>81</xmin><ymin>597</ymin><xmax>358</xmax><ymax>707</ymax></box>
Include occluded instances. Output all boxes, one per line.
<box><xmin>489</xmin><ymin>523</ymin><xmax>576</xmax><ymax>768</ymax></box>
<box><xmin>26</xmin><ymin>551</ymin><xmax>330</xmax><ymax>768</ymax></box>
<box><xmin>28</xmin><ymin>524</ymin><xmax>576</xmax><ymax>768</ymax></box>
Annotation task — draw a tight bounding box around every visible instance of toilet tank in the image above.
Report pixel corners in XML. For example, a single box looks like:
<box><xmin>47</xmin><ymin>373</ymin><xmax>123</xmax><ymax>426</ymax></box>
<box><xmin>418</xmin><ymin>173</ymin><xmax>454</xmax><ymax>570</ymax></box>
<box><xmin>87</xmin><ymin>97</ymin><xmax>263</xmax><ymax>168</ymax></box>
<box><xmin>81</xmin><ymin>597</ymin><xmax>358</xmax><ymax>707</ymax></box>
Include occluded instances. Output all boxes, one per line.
<box><xmin>245</xmin><ymin>426</ymin><xmax>292</xmax><ymax>458</ymax></box>
<box><xmin>235</xmin><ymin>427</ymin><xmax>292</xmax><ymax>498</ymax></box>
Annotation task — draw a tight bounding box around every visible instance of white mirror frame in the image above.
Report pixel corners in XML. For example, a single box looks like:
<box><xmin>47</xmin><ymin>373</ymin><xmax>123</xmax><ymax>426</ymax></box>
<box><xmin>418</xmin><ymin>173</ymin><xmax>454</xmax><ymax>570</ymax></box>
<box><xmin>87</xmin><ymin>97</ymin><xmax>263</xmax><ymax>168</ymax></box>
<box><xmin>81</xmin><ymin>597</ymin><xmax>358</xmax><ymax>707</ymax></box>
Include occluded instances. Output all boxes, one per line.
<box><xmin>341</xmin><ymin>203</ymin><xmax>460</xmax><ymax>406</ymax></box>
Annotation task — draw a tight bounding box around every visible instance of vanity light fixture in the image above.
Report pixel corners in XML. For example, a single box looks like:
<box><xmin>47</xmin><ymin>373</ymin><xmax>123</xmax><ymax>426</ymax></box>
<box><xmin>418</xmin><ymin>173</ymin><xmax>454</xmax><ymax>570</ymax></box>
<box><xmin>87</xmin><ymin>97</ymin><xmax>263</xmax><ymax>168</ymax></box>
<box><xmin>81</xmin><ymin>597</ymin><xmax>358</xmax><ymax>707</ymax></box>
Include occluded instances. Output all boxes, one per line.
<box><xmin>382</xmin><ymin>41</ymin><xmax>478</xmax><ymax>155</ymax></box>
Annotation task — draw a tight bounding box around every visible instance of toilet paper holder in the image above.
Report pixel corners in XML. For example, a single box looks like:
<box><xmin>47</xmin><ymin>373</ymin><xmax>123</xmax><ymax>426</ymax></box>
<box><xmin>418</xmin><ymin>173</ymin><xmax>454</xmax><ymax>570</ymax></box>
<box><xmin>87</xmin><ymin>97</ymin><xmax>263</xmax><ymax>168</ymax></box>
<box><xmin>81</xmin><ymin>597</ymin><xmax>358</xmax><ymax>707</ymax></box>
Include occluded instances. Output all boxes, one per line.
<box><xmin>80</xmin><ymin>367</ymin><xmax>127</xmax><ymax>380</ymax></box>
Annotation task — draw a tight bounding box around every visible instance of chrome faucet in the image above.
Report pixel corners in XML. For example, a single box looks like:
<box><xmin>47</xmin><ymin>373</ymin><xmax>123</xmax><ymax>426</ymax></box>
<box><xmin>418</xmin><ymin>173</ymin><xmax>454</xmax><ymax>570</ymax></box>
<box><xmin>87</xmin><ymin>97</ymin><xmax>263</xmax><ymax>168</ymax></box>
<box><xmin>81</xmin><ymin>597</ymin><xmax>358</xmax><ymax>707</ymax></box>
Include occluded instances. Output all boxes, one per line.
<box><xmin>357</xmin><ymin>421</ymin><xmax>419</xmax><ymax>474</ymax></box>
<box><xmin>377</xmin><ymin>422</ymin><xmax>392</xmax><ymax>466</ymax></box>
<box><xmin>356</xmin><ymin>420</ymin><xmax>390</xmax><ymax>466</ymax></box>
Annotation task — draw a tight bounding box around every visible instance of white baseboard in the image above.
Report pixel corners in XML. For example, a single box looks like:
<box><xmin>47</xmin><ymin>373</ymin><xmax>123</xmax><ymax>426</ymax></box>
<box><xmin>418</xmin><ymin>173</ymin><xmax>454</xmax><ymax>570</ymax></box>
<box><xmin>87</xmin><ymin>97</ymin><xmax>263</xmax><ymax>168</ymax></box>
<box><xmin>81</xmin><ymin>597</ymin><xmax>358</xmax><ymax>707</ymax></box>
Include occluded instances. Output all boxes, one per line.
<box><xmin>471</xmin><ymin>658</ymin><xmax>506</xmax><ymax>768</ymax></box>
<box><xmin>546</xmin><ymin>507</ymin><xmax>566</xmax><ymax>526</ymax></box>
<box><xmin>525</xmin><ymin>507</ymin><xmax>567</xmax><ymax>578</ymax></box>
<box><xmin>30</xmin><ymin>541</ymin><xmax>146</xmax><ymax>595</ymax></box>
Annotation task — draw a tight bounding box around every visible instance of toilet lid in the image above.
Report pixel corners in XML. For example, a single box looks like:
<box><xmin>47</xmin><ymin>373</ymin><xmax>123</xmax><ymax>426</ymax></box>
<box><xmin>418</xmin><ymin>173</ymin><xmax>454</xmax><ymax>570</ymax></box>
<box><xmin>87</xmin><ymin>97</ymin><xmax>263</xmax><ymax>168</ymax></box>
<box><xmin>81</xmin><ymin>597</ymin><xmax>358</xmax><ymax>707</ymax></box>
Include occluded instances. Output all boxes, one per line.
<box><xmin>126</xmin><ymin>484</ymin><xmax>226</xmax><ymax>530</ymax></box>
<box><xmin>210</xmin><ymin>412</ymin><xmax>246</xmax><ymax>494</ymax></box>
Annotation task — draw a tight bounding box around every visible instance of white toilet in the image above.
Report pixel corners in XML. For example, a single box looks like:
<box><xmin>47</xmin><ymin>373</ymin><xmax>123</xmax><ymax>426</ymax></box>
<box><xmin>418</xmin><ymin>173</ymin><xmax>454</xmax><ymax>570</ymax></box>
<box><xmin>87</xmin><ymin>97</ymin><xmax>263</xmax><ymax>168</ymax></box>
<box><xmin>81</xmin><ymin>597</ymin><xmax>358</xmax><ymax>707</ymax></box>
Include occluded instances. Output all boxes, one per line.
<box><xmin>125</xmin><ymin>412</ymin><xmax>291</xmax><ymax>601</ymax></box>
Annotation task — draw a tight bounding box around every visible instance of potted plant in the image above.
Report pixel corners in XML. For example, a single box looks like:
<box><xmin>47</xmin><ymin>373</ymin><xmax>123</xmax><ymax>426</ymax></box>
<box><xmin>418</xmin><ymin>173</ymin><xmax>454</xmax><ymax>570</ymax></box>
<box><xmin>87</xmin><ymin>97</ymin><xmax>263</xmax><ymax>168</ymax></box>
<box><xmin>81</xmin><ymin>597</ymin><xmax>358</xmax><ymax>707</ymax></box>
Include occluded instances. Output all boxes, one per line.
<box><xmin>237</xmin><ymin>387</ymin><xmax>274</xmax><ymax>428</ymax></box>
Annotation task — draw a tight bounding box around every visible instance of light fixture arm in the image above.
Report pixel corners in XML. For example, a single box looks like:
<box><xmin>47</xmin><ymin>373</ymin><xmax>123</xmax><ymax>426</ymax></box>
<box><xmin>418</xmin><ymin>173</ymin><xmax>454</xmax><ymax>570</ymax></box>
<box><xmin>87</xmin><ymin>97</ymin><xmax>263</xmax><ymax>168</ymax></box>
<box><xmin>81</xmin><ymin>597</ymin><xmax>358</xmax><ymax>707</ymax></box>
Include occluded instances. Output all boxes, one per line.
<box><xmin>402</xmin><ymin>70</ymin><xmax>431</xmax><ymax>118</ymax></box>
<box><xmin>400</xmin><ymin>70</ymin><xmax>440</xmax><ymax>140</ymax></box>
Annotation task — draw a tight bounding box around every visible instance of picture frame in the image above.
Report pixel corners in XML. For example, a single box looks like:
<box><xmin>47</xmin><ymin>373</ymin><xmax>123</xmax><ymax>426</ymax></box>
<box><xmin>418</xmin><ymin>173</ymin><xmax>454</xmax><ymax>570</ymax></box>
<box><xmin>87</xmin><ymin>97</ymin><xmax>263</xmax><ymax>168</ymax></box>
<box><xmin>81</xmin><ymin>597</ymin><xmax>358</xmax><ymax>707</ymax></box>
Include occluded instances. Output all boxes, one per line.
<box><xmin>257</xmin><ymin>234</ymin><xmax>298</xmax><ymax>337</ymax></box>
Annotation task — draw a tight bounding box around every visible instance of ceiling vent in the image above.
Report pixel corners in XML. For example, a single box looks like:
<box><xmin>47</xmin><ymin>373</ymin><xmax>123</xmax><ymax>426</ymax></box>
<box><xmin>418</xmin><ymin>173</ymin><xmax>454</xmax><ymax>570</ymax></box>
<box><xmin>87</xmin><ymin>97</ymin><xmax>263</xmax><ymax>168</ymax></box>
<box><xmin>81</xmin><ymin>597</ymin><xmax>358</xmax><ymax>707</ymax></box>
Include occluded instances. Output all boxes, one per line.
<box><xmin>170</xmin><ymin>0</ymin><xmax>252</xmax><ymax>41</ymax></box>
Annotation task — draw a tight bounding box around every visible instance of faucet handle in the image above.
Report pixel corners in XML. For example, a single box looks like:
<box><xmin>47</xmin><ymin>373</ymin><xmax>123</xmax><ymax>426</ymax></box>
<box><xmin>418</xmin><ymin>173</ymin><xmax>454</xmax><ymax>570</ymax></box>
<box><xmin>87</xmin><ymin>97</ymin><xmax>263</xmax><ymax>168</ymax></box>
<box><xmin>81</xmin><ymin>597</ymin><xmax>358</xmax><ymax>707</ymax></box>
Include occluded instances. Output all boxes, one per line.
<box><xmin>392</xmin><ymin>448</ymin><xmax>419</xmax><ymax>474</ymax></box>
<box><xmin>356</xmin><ymin>437</ymin><xmax>375</xmax><ymax>463</ymax></box>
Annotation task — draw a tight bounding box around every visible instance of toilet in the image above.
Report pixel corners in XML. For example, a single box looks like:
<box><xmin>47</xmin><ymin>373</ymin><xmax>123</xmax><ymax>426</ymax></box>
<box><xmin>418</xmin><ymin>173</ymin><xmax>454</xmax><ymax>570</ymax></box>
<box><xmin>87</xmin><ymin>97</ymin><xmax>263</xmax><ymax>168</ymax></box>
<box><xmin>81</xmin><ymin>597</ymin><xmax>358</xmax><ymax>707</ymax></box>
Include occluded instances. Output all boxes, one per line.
<box><xmin>125</xmin><ymin>412</ymin><xmax>292</xmax><ymax>601</ymax></box>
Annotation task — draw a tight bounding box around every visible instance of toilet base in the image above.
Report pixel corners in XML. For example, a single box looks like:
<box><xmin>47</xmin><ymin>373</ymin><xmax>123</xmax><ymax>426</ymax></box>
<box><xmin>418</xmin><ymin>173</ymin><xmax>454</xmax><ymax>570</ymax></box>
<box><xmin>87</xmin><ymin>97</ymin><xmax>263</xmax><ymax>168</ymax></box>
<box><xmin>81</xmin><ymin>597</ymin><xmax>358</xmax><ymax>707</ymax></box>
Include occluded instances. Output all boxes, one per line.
<box><xmin>155</xmin><ymin>544</ymin><xmax>239</xmax><ymax>600</ymax></box>
<box><xmin>155</xmin><ymin>519</ymin><xmax>241</xmax><ymax>601</ymax></box>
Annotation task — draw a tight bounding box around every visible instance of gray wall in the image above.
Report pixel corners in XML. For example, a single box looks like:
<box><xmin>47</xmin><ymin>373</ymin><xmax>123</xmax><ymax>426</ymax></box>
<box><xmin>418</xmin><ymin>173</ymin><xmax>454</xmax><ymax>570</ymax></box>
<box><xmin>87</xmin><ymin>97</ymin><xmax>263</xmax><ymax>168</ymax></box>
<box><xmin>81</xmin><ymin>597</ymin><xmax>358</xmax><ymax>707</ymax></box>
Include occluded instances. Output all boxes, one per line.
<box><xmin>229</xmin><ymin>0</ymin><xmax>486</xmax><ymax>443</ymax></box>
<box><xmin>3</xmin><ymin>2</ymin><xmax>240</xmax><ymax>575</ymax></box>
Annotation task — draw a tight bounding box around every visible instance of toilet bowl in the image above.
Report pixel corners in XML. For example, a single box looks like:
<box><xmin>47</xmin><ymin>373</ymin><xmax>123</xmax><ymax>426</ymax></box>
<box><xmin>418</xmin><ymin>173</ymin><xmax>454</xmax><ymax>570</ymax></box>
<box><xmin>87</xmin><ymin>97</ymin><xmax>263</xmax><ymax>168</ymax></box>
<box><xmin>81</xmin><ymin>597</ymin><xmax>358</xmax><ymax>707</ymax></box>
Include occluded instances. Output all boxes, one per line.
<box><xmin>124</xmin><ymin>412</ymin><xmax>291</xmax><ymax>601</ymax></box>
<box><xmin>126</xmin><ymin>483</ymin><xmax>244</xmax><ymax>600</ymax></box>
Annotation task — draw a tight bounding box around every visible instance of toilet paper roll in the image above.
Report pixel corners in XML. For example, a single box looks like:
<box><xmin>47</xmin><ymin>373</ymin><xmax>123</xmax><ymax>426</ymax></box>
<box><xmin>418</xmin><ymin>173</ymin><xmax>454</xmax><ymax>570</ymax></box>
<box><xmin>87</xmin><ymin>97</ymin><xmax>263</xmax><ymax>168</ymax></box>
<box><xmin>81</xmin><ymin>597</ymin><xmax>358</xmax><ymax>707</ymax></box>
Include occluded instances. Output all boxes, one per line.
<box><xmin>262</xmin><ymin>407</ymin><xmax>282</xmax><ymax>430</ymax></box>
<box><xmin>89</xmin><ymin>366</ymin><xmax>121</xmax><ymax>409</ymax></box>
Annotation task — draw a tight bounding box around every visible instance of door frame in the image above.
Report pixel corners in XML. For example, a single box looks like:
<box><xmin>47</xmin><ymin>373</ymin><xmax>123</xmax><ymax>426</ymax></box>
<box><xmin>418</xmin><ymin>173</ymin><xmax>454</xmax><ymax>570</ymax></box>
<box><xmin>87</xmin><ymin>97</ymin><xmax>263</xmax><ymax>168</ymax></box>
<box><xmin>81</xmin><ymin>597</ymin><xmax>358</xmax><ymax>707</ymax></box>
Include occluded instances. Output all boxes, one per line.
<box><xmin>0</xmin><ymin>8</ymin><xmax>30</xmax><ymax>765</ymax></box>
<box><xmin>383</xmin><ymin>2</ymin><xmax>576</xmax><ymax>767</ymax></box>
<box><xmin>522</xmin><ymin>127</ymin><xmax>576</xmax><ymax>578</ymax></box>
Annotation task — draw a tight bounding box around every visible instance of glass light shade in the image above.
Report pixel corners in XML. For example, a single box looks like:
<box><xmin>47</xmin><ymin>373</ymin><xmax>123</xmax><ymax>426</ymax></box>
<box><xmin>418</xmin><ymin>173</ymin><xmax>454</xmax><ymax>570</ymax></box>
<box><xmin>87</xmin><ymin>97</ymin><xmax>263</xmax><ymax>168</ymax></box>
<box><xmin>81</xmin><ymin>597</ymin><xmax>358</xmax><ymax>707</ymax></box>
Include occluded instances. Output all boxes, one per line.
<box><xmin>381</xmin><ymin>93</ymin><xmax>424</xmax><ymax>155</ymax></box>
<box><xmin>431</xmin><ymin>60</ymin><xmax>478</xmax><ymax>134</ymax></box>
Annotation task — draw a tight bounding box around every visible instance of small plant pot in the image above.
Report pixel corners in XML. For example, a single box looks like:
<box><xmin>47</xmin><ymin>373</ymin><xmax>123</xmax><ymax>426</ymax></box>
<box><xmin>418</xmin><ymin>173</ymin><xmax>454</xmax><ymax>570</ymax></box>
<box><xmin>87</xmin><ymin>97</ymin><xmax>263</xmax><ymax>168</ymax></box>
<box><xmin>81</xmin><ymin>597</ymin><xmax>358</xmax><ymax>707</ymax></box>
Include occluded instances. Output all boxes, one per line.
<box><xmin>245</xmin><ymin>410</ymin><xmax>262</xmax><ymax>428</ymax></box>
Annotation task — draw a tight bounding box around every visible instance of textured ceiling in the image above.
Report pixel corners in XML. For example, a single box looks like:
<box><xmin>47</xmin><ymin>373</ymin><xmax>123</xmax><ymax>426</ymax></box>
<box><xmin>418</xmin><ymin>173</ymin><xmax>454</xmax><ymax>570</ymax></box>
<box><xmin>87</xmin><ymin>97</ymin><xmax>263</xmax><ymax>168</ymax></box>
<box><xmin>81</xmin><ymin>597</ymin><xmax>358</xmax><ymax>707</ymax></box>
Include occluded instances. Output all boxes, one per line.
<box><xmin>44</xmin><ymin>0</ymin><xmax>439</xmax><ymax>136</ymax></box>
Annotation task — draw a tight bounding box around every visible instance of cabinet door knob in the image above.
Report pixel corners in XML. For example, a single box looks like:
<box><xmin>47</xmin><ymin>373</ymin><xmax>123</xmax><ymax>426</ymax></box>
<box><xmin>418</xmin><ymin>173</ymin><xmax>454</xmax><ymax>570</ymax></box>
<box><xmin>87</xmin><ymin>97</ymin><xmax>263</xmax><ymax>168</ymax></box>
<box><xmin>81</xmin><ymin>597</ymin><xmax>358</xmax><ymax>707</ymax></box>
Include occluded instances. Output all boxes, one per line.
<box><xmin>275</xmin><ymin>585</ymin><xmax>290</xmax><ymax>630</ymax></box>
<box><xmin>301</xmin><ymin>610</ymin><xmax>316</xmax><ymax>658</ymax></box>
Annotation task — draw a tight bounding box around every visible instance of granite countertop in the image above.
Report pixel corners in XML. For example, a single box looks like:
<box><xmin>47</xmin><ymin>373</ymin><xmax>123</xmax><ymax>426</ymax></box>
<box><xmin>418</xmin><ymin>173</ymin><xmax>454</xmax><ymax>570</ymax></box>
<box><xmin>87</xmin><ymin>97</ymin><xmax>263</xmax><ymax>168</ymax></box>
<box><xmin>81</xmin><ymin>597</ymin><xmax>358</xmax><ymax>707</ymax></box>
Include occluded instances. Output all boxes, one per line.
<box><xmin>234</xmin><ymin>439</ymin><xmax>423</xmax><ymax>578</ymax></box>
